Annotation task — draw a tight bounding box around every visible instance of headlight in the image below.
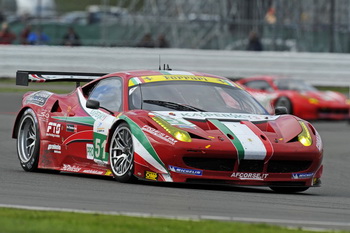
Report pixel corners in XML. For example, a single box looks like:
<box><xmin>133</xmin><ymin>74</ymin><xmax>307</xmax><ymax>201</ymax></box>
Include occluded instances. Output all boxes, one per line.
<box><xmin>150</xmin><ymin>114</ymin><xmax>192</xmax><ymax>142</ymax></box>
<box><xmin>308</xmin><ymin>98</ymin><xmax>319</xmax><ymax>104</ymax></box>
<box><xmin>298</xmin><ymin>121</ymin><xmax>312</xmax><ymax>146</ymax></box>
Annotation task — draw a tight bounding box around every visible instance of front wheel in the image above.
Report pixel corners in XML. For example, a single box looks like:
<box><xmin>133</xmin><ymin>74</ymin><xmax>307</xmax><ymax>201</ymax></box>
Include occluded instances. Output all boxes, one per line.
<box><xmin>269</xmin><ymin>187</ymin><xmax>309</xmax><ymax>193</ymax></box>
<box><xmin>109</xmin><ymin>123</ymin><xmax>136</xmax><ymax>183</ymax></box>
<box><xmin>17</xmin><ymin>108</ymin><xmax>40</xmax><ymax>172</ymax></box>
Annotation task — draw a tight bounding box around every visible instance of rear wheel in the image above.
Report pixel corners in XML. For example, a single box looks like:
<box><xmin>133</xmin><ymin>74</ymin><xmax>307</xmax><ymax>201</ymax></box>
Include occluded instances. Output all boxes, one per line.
<box><xmin>275</xmin><ymin>97</ymin><xmax>292</xmax><ymax>114</ymax></box>
<box><xmin>17</xmin><ymin>109</ymin><xmax>40</xmax><ymax>172</ymax></box>
<box><xmin>269</xmin><ymin>187</ymin><xmax>309</xmax><ymax>193</ymax></box>
<box><xmin>109</xmin><ymin>123</ymin><xmax>136</xmax><ymax>183</ymax></box>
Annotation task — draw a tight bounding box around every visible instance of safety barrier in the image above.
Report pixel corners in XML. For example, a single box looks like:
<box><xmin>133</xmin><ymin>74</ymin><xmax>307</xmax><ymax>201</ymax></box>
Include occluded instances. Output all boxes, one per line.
<box><xmin>1</xmin><ymin>45</ymin><xmax>350</xmax><ymax>87</ymax></box>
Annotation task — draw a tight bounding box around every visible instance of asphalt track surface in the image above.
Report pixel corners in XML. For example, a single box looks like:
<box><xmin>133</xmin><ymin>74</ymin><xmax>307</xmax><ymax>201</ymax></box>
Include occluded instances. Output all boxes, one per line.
<box><xmin>1</xmin><ymin>92</ymin><xmax>349</xmax><ymax>230</ymax></box>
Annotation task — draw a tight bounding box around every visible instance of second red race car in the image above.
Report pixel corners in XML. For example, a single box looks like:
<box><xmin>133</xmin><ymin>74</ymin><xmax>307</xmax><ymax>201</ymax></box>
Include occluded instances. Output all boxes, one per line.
<box><xmin>237</xmin><ymin>76</ymin><xmax>350</xmax><ymax>120</ymax></box>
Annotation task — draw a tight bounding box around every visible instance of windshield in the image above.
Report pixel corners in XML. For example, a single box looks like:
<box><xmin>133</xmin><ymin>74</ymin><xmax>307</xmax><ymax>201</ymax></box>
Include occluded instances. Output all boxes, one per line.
<box><xmin>129</xmin><ymin>81</ymin><xmax>268</xmax><ymax>115</ymax></box>
<box><xmin>275</xmin><ymin>79</ymin><xmax>317</xmax><ymax>92</ymax></box>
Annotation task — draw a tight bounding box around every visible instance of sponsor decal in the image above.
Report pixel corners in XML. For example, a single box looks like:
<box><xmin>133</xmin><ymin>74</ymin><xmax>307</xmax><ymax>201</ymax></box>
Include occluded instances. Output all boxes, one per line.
<box><xmin>154</xmin><ymin>111</ymin><xmax>278</xmax><ymax>122</ymax></box>
<box><xmin>61</xmin><ymin>164</ymin><xmax>81</xmax><ymax>172</ymax></box>
<box><xmin>86</xmin><ymin>144</ymin><xmax>94</xmax><ymax>160</ymax></box>
<box><xmin>142</xmin><ymin>125</ymin><xmax>178</xmax><ymax>145</ymax></box>
<box><xmin>145</xmin><ymin>171</ymin><xmax>158</xmax><ymax>181</ymax></box>
<box><xmin>292</xmin><ymin>173</ymin><xmax>314</xmax><ymax>179</ymax></box>
<box><xmin>231</xmin><ymin>172</ymin><xmax>269</xmax><ymax>180</ymax></box>
<box><xmin>38</xmin><ymin>109</ymin><xmax>50</xmax><ymax>122</ymax></box>
<box><xmin>105</xmin><ymin>170</ymin><xmax>113</xmax><ymax>176</ymax></box>
<box><xmin>141</xmin><ymin>75</ymin><xmax>231</xmax><ymax>86</ymax></box>
<box><xmin>48</xmin><ymin>144</ymin><xmax>61</xmax><ymax>154</ymax></box>
<box><xmin>97</xmin><ymin>127</ymin><xmax>105</xmax><ymax>133</ymax></box>
<box><xmin>128</xmin><ymin>74</ymin><xmax>237</xmax><ymax>87</ymax></box>
<box><xmin>82</xmin><ymin>169</ymin><xmax>104</xmax><ymax>175</ymax></box>
<box><xmin>66</xmin><ymin>124</ymin><xmax>77</xmax><ymax>132</ymax></box>
<box><xmin>24</xmin><ymin>91</ymin><xmax>53</xmax><ymax>106</ymax></box>
<box><xmin>169</xmin><ymin>165</ymin><xmax>203</xmax><ymax>176</ymax></box>
<box><xmin>46</xmin><ymin>122</ymin><xmax>61</xmax><ymax>138</ymax></box>
<box><xmin>90</xmin><ymin>109</ymin><xmax>108</xmax><ymax>121</ymax></box>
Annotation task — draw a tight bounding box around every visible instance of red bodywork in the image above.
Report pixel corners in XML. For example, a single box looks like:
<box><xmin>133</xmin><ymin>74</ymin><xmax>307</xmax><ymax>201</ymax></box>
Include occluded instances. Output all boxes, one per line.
<box><xmin>12</xmin><ymin>70</ymin><xmax>323</xmax><ymax>189</ymax></box>
<box><xmin>237</xmin><ymin>76</ymin><xmax>350</xmax><ymax>120</ymax></box>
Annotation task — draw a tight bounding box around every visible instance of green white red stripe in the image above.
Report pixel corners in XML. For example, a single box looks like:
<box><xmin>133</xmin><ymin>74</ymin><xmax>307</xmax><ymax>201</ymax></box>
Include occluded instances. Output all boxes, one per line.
<box><xmin>210</xmin><ymin>120</ymin><xmax>273</xmax><ymax>161</ymax></box>
<box><xmin>128</xmin><ymin>77</ymin><xmax>143</xmax><ymax>86</ymax></box>
<box><xmin>119</xmin><ymin>115</ymin><xmax>170</xmax><ymax>178</ymax></box>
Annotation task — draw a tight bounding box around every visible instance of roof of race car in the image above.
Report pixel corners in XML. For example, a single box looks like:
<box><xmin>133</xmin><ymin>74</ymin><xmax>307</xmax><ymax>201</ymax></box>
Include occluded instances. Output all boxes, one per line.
<box><xmin>109</xmin><ymin>70</ymin><xmax>223</xmax><ymax>78</ymax></box>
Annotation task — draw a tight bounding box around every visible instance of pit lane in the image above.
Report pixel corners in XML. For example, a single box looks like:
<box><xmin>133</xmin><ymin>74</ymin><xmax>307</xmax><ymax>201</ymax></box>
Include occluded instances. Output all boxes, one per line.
<box><xmin>0</xmin><ymin>92</ymin><xmax>349</xmax><ymax>230</ymax></box>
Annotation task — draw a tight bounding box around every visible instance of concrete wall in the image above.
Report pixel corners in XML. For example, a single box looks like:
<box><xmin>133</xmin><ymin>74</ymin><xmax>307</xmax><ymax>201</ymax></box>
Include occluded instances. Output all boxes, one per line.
<box><xmin>1</xmin><ymin>45</ymin><xmax>350</xmax><ymax>86</ymax></box>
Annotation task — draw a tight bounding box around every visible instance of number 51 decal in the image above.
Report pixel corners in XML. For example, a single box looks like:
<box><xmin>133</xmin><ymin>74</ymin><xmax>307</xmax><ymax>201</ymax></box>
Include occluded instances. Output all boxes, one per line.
<box><xmin>93</xmin><ymin>133</ymin><xmax>108</xmax><ymax>162</ymax></box>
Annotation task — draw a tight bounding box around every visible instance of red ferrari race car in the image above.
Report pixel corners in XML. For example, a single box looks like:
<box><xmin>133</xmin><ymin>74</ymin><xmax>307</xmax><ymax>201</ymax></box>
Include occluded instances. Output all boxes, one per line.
<box><xmin>13</xmin><ymin>70</ymin><xmax>323</xmax><ymax>193</ymax></box>
<box><xmin>236</xmin><ymin>76</ymin><xmax>350</xmax><ymax>120</ymax></box>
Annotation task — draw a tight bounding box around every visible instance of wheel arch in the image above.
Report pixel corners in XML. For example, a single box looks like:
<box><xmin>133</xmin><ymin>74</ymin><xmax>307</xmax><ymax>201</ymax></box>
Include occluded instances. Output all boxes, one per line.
<box><xmin>12</xmin><ymin>107</ymin><xmax>31</xmax><ymax>139</ymax></box>
<box><xmin>15</xmin><ymin>107</ymin><xmax>41</xmax><ymax>172</ymax></box>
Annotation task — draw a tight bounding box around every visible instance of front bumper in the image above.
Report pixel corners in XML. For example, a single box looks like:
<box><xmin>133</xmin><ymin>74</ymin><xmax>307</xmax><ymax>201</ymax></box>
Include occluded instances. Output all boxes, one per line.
<box><xmin>134</xmin><ymin>145</ymin><xmax>323</xmax><ymax>188</ymax></box>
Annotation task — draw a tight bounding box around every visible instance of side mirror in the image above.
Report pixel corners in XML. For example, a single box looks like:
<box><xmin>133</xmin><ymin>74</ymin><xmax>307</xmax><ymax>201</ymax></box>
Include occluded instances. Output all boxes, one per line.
<box><xmin>86</xmin><ymin>99</ymin><xmax>100</xmax><ymax>109</ymax></box>
<box><xmin>275</xmin><ymin>107</ymin><xmax>288</xmax><ymax>115</ymax></box>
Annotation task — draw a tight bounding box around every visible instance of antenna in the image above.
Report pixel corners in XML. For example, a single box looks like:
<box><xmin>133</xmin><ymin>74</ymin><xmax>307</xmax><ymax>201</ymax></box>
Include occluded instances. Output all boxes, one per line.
<box><xmin>159</xmin><ymin>62</ymin><xmax>172</xmax><ymax>71</ymax></box>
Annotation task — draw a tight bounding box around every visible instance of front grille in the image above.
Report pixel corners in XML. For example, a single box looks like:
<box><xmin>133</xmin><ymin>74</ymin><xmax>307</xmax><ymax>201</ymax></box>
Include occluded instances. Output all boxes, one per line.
<box><xmin>318</xmin><ymin>108</ymin><xmax>349</xmax><ymax>114</ymax></box>
<box><xmin>267</xmin><ymin>160</ymin><xmax>312</xmax><ymax>173</ymax></box>
<box><xmin>238</xmin><ymin>160</ymin><xmax>264</xmax><ymax>172</ymax></box>
<box><xmin>183</xmin><ymin>157</ymin><xmax>235</xmax><ymax>171</ymax></box>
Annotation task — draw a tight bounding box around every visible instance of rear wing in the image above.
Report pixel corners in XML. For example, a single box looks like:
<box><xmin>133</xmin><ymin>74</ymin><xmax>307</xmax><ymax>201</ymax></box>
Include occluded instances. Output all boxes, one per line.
<box><xmin>16</xmin><ymin>70</ymin><xmax>107</xmax><ymax>87</ymax></box>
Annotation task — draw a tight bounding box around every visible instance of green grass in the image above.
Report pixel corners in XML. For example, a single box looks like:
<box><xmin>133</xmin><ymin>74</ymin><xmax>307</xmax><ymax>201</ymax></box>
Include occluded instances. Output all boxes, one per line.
<box><xmin>0</xmin><ymin>78</ymin><xmax>83</xmax><ymax>94</ymax></box>
<box><xmin>0</xmin><ymin>87</ymin><xmax>70</xmax><ymax>94</ymax></box>
<box><xmin>315</xmin><ymin>86</ymin><xmax>350</xmax><ymax>95</ymax></box>
<box><xmin>0</xmin><ymin>207</ymin><xmax>345</xmax><ymax>233</ymax></box>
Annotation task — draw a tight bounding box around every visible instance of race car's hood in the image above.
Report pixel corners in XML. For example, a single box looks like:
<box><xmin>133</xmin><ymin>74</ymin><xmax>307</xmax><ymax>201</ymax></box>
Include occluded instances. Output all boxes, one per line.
<box><xmin>150</xmin><ymin>111</ymin><xmax>302</xmax><ymax>143</ymax></box>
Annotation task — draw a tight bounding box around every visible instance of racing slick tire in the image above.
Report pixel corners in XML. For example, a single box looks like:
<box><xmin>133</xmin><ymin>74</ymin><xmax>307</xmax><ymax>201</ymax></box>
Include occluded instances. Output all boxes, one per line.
<box><xmin>109</xmin><ymin>122</ymin><xmax>136</xmax><ymax>183</ymax></box>
<box><xmin>269</xmin><ymin>186</ymin><xmax>309</xmax><ymax>193</ymax></box>
<box><xmin>16</xmin><ymin>108</ymin><xmax>40</xmax><ymax>172</ymax></box>
<box><xmin>275</xmin><ymin>97</ymin><xmax>292</xmax><ymax>114</ymax></box>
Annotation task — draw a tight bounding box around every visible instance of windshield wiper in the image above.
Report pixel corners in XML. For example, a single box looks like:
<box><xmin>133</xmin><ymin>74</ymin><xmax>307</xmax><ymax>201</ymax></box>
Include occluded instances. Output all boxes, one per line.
<box><xmin>143</xmin><ymin>100</ymin><xmax>206</xmax><ymax>112</ymax></box>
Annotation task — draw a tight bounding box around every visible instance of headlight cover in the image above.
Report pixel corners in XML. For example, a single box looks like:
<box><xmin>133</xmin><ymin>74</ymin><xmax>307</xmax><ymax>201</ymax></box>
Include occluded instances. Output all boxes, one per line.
<box><xmin>150</xmin><ymin>114</ymin><xmax>192</xmax><ymax>142</ymax></box>
<box><xmin>308</xmin><ymin>98</ymin><xmax>319</xmax><ymax>104</ymax></box>
<box><xmin>298</xmin><ymin>121</ymin><xmax>312</xmax><ymax>146</ymax></box>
